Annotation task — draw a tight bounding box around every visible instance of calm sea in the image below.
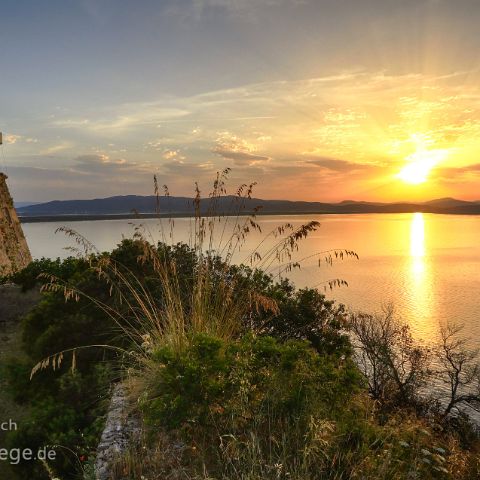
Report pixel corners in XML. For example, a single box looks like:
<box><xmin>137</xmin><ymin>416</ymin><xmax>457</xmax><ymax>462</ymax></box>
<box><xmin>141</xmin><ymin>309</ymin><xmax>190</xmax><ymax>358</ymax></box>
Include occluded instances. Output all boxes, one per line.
<box><xmin>23</xmin><ymin>213</ymin><xmax>480</xmax><ymax>345</ymax></box>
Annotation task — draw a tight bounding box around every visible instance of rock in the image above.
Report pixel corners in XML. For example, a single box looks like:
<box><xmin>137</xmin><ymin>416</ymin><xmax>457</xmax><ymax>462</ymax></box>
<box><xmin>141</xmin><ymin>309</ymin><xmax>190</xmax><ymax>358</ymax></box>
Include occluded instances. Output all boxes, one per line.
<box><xmin>94</xmin><ymin>383</ymin><xmax>141</xmax><ymax>480</ymax></box>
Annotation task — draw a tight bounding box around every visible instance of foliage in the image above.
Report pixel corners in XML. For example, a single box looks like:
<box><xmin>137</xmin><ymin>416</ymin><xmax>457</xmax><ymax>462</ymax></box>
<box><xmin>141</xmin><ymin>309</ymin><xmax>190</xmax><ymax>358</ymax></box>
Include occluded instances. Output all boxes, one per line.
<box><xmin>350</xmin><ymin>305</ymin><xmax>480</xmax><ymax>428</ymax></box>
<box><xmin>5</xmin><ymin>236</ymin><xmax>351</xmax><ymax>479</ymax></box>
<box><xmin>33</xmin><ymin>170</ymin><xmax>356</xmax><ymax>357</ymax></box>
<box><xmin>246</xmin><ymin>273</ymin><xmax>351</xmax><ymax>356</ymax></box>
<box><xmin>2</xmin><ymin>244</ymin><xmax>144</xmax><ymax>479</ymax></box>
<box><xmin>137</xmin><ymin>333</ymin><xmax>363</xmax><ymax>478</ymax></box>
<box><xmin>349</xmin><ymin>304</ymin><xmax>431</xmax><ymax>409</ymax></box>
<box><xmin>436</xmin><ymin>323</ymin><xmax>480</xmax><ymax>417</ymax></box>
<box><xmin>0</xmin><ymin>256</ymin><xmax>86</xmax><ymax>291</ymax></box>
<box><xmin>116</xmin><ymin>333</ymin><xmax>478</xmax><ymax>480</ymax></box>
<box><xmin>140</xmin><ymin>333</ymin><xmax>360</xmax><ymax>431</ymax></box>
<box><xmin>5</xmin><ymin>367</ymin><xmax>109</xmax><ymax>480</ymax></box>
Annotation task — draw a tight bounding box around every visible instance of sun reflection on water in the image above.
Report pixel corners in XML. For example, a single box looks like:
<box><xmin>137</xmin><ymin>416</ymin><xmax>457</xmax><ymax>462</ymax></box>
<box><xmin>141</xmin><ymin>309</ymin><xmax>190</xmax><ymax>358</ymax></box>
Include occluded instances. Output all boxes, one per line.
<box><xmin>411</xmin><ymin>212</ymin><xmax>425</xmax><ymax>275</ymax></box>
<box><xmin>408</xmin><ymin>212</ymin><xmax>436</xmax><ymax>341</ymax></box>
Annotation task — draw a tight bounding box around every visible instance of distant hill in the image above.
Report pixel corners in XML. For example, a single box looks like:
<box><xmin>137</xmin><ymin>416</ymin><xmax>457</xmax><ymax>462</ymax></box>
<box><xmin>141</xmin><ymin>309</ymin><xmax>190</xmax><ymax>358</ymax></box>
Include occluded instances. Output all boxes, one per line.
<box><xmin>16</xmin><ymin>195</ymin><xmax>480</xmax><ymax>222</ymax></box>
<box><xmin>14</xmin><ymin>201</ymin><xmax>39</xmax><ymax>208</ymax></box>
<box><xmin>422</xmin><ymin>197</ymin><xmax>476</xmax><ymax>208</ymax></box>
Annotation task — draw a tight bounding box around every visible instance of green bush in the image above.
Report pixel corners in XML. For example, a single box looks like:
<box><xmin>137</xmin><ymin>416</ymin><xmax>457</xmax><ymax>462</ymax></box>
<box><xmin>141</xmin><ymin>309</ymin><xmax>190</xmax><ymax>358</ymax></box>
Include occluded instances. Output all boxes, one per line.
<box><xmin>140</xmin><ymin>334</ymin><xmax>362</xmax><ymax>462</ymax></box>
<box><xmin>1</xmin><ymin>256</ymin><xmax>88</xmax><ymax>291</ymax></box>
<box><xmin>131</xmin><ymin>333</ymin><xmax>468</xmax><ymax>479</ymax></box>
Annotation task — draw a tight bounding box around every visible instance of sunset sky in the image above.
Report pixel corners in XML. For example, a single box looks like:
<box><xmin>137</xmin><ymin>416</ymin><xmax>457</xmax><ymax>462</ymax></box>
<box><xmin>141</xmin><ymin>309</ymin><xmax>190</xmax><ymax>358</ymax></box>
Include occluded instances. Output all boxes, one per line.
<box><xmin>1</xmin><ymin>0</ymin><xmax>480</xmax><ymax>202</ymax></box>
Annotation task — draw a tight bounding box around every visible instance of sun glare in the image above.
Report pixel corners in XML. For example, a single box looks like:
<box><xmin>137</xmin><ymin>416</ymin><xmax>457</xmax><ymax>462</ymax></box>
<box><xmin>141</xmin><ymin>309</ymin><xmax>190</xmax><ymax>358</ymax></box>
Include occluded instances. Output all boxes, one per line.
<box><xmin>398</xmin><ymin>148</ymin><xmax>448</xmax><ymax>185</ymax></box>
<box><xmin>398</xmin><ymin>162</ymin><xmax>432</xmax><ymax>185</ymax></box>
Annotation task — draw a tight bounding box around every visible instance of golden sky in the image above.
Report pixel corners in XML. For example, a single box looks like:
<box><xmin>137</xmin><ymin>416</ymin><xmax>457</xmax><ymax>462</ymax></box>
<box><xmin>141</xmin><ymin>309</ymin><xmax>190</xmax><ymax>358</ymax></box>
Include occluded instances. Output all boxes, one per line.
<box><xmin>2</xmin><ymin>0</ymin><xmax>480</xmax><ymax>202</ymax></box>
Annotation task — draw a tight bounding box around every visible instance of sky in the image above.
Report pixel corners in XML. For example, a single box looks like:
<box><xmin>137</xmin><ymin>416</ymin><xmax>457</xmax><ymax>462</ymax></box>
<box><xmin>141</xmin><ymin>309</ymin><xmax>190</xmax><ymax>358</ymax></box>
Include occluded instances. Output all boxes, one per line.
<box><xmin>1</xmin><ymin>0</ymin><xmax>480</xmax><ymax>203</ymax></box>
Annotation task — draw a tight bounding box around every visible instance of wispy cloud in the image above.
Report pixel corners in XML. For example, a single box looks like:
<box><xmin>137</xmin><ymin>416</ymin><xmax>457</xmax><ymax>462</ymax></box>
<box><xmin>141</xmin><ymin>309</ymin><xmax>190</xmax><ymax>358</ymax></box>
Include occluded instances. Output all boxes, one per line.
<box><xmin>8</xmin><ymin>69</ymin><xmax>480</xmax><ymax>201</ymax></box>
<box><xmin>308</xmin><ymin>157</ymin><xmax>378</xmax><ymax>172</ymax></box>
<box><xmin>433</xmin><ymin>163</ymin><xmax>480</xmax><ymax>180</ymax></box>
<box><xmin>51</xmin><ymin>105</ymin><xmax>190</xmax><ymax>134</ymax></box>
<box><xmin>213</xmin><ymin>149</ymin><xmax>269</xmax><ymax>165</ymax></box>
<box><xmin>164</xmin><ymin>0</ymin><xmax>305</xmax><ymax>22</ymax></box>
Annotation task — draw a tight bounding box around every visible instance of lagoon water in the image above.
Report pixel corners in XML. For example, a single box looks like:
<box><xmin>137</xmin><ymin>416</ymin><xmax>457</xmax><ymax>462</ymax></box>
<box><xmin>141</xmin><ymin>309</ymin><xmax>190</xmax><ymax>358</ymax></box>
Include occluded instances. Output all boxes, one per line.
<box><xmin>23</xmin><ymin>213</ymin><xmax>480</xmax><ymax>345</ymax></box>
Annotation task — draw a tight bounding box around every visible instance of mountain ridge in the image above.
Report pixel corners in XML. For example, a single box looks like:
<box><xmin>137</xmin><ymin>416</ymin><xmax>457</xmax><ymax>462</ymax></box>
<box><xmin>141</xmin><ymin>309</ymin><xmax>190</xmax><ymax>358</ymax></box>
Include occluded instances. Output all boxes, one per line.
<box><xmin>16</xmin><ymin>195</ymin><xmax>480</xmax><ymax>221</ymax></box>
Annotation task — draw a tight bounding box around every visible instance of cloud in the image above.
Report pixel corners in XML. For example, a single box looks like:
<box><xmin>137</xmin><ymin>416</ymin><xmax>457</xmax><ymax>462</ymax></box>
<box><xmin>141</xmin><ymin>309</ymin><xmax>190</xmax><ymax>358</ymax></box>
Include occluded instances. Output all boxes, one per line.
<box><xmin>214</xmin><ymin>148</ymin><xmax>269</xmax><ymax>165</ymax></box>
<box><xmin>10</xmin><ymin>69</ymin><xmax>480</xmax><ymax>201</ymax></box>
<box><xmin>43</xmin><ymin>70</ymin><xmax>480</xmax><ymax>169</ymax></box>
<box><xmin>72</xmin><ymin>154</ymin><xmax>136</xmax><ymax>175</ymax></box>
<box><xmin>433</xmin><ymin>163</ymin><xmax>480</xmax><ymax>180</ymax></box>
<box><xmin>23</xmin><ymin>154</ymin><xmax>151</xmax><ymax>183</ymax></box>
<box><xmin>162</xmin><ymin>149</ymin><xmax>185</xmax><ymax>160</ymax></box>
<box><xmin>162</xmin><ymin>160</ymin><xmax>215</xmax><ymax>176</ymax></box>
<box><xmin>40</xmin><ymin>142</ymin><xmax>74</xmax><ymax>155</ymax></box>
<box><xmin>3</xmin><ymin>134</ymin><xmax>21</xmax><ymax>144</ymax></box>
<box><xmin>5</xmin><ymin>153</ymin><xmax>218</xmax><ymax>202</ymax></box>
<box><xmin>1</xmin><ymin>134</ymin><xmax>38</xmax><ymax>146</ymax></box>
<box><xmin>192</xmin><ymin>0</ymin><xmax>296</xmax><ymax>13</ymax></box>
<box><xmin>52</xmin><ymin>105</ymin><xmax>190</xmax><ymax>134</ymax></box>
<box><xmin>212</xmin><ymin>131</ymin><xmax>270</xmax><ymax>166</ymax></box>
<box><xmin>308</xmin><ymin>157</ymin><xmax>376</xmax><ymax>172</ymax></box>
<box><xmin>4</xmin><ymin>154</ymin><xmax>159</xmax><ymax>202</ymax></box>
<box><xmin>164</xmin><ymin>0</ymin><xmax>303</xmax><ymax>21</ymax></box>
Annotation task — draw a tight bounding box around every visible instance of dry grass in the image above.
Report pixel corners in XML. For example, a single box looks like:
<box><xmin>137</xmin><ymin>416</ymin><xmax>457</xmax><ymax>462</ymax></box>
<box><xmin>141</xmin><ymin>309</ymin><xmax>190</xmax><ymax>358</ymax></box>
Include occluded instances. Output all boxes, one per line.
<box><xmin>109</xmin><ymin>398</ymin><xmax>480</xmax><ymax>480</ymax></box>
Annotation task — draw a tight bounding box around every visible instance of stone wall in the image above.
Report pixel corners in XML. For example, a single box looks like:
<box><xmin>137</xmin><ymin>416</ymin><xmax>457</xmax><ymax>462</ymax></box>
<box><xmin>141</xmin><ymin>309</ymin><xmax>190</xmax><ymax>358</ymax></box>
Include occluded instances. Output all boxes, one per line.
<box><xmin>95</xmin><ymin>384</ymin><xmax>141</xmax><ymax>480</ymax></box>
<box><xmin>0</xmin><ymin>173</ymin><xmax>32</xmax><ymax>276</ymax></box>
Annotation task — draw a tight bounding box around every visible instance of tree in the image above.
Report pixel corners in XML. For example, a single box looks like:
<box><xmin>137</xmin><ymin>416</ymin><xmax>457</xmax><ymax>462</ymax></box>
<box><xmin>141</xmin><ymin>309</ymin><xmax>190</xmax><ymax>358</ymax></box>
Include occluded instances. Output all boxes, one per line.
<box><xmin>349</xmin><ymin>304</ymin><xmax>430</xmax><ymax>407</ymax></box>
<box><xmin>436</xmin><ymin>323</ymin><xmax>480</xmax><ymax>417</ymax></box>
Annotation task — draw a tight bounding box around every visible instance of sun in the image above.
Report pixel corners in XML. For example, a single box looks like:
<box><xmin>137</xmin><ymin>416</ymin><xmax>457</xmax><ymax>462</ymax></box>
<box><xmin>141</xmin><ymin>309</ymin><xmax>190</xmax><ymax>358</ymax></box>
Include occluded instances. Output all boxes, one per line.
<box><xmin>398</xmin><ymin>161</ymin><xmax>432</xmax><ymax>185</ymax></box>
<box><xmin>397</xmin><ymin>148</ymin><xmax>448</xmax><ymax>185</ymax></box>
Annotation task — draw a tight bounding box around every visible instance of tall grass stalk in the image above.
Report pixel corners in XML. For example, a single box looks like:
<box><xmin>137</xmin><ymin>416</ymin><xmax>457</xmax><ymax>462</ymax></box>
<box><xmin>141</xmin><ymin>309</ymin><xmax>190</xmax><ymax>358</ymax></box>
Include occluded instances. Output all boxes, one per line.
<box><xmin>33</xmin><ymin>170</ymin><xmax>356</xmax><ymax>372</ymax></box>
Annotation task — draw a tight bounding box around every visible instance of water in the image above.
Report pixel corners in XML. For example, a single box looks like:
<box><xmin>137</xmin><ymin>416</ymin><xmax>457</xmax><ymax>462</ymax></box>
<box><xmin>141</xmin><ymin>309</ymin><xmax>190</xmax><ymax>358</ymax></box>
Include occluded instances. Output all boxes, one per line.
<box><xmin>23</xmin><ymin>213</ymin><xmax>480</xmax><ymax>345</ymax></box>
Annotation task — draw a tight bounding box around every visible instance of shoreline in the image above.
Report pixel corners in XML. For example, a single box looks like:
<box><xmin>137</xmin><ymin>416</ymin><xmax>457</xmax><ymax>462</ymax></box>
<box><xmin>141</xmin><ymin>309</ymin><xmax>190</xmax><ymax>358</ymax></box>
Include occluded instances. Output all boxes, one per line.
<box><xmin>18</xmin><ymin>209</ymin><xmax>480</xmax><ymax>223</ymax></box>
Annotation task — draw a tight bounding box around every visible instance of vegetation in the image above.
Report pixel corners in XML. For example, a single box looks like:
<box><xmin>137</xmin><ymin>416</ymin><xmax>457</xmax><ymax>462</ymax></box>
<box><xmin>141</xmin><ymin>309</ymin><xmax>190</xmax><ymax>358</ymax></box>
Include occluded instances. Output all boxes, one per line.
<box><xmin>2</xmin><ymin>245</ymin><xmax>354</xmax><ymax>478</ymax></box>
<box><xmin>436</xmin><ymin>323</ymin><xmax>480</xmax><ymax>417</ymax></box>
<box><xmin>350</xmin><ymin>305</ymin><xmax>431</xmax><ymax>409</ymax></box>
<box><xmin>0</xmin><ymin>286</ymin><xmax>40</xmax><ymax>479</ymax></box>
<box><xmin>3</xmin><ymin>172</ymin><xmax>480</xmax><ymax>479</ymax></box>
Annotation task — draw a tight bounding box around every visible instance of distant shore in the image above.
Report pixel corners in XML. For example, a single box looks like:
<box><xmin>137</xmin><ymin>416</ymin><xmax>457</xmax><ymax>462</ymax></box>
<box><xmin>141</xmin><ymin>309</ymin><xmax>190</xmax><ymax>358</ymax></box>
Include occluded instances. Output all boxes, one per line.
<box><xmin>18</xmin><ymin>208</ymin><xmax>480</xmax><ymax>223</ymax></box>
<box><xmin>18</xmin><ymin>212</ymin><xmax>354</xmax><ymax>223</ymax></box>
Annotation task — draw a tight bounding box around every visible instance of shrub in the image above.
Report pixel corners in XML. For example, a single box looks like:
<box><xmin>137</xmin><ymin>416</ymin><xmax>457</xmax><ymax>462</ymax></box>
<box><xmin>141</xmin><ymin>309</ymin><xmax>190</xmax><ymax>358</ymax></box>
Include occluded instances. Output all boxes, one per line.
<box><xmin>141</xmin><ymin>334</ymin><xmax>361</xmax><ymax>431</ymax></box>
<box><xmin>349</xmin><ymin>304</ymin><xmax>431</xmax><ymax>409</ymax></box>
<box><xmin>137</xmin><ymin>333</ymin><xmax>363</xmax><ymax>477</ymax></box>
<box><xmin>120</xmin><ymin>332</ymin><xmax>474</xmax><ymax>480</ymax></box>
<box><xmin>1</xmin><ymin>256</ymin><xmax>87</xmax><ymax>291</ymax></box>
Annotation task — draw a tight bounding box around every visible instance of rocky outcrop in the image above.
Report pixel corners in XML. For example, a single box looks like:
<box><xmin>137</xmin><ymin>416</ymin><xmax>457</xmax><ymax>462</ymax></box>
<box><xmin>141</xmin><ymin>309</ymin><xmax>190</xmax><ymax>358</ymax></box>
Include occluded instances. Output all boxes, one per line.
<box><xmin>95</xmin><ymin>384</ymin><xmax>141</xmax><ymax>480</ymax></box>
<box><xmin>0</xmin><ymin>173</ymin><xmax>32</xmax><ymax>276</ymax></box>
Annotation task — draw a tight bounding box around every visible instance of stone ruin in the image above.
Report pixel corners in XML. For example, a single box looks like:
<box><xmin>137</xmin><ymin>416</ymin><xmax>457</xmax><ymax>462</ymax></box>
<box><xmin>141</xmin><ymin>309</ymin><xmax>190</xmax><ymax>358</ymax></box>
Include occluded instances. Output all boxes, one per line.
<box><xmin>0</xmin><ymin>172</ymin><xmax>32</xmax><ymax>276</ymax></box>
